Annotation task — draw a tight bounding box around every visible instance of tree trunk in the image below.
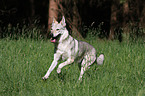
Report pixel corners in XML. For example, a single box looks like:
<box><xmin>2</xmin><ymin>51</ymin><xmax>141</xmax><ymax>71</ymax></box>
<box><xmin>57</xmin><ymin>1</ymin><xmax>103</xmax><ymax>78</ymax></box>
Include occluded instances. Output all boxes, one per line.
<box><xmin>122</xmin><ymin>0</ymin><xmax>129</xmax><ymax>33</ymax></box>
<box><xmin>29</xmin><ymin>0</ymin><xmax>35</xmax><ymax>24</ymax></box>
<box><xmin>72</xmin><ymin>0</ymin><xmax>83</xmax><ymax>39</ymax></box>
<box><xmin>30</xmin><ymin>0</ymin><xmax>35</xmax><ymax>17</ymax></box>
<box><xmin>140</xmin><ymin>1</ymin><xmax>145</xmax><ymax>27</ymax></box>
<box><xmin>109</xmin><ymin>0</ymin><xmax>118</xmax><ymax>40</ymax></box>
<box><xmin>48</xmin><ymin>0</ymin><xmax>58</xmax><ymax>33</ymax></box>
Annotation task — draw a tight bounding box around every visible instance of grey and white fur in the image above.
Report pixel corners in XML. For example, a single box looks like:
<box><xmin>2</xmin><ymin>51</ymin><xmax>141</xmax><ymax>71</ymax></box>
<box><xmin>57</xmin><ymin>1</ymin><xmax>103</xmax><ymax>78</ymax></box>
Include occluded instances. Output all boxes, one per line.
<box><xmin>42</xmin><ymin>16</ymin><xmax>104</xmax><ymax>81</ymax></box>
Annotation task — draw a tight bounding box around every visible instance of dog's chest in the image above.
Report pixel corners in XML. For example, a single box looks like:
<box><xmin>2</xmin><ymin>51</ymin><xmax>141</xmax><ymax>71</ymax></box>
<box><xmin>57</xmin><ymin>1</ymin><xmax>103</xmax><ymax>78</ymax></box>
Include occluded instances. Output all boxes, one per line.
<box><xmin>57</xmin><ymin>43</ymin><xmax>69</xmax><ymax>60</ymax></box>
<box><xmin>57</xmin><ymin>41</ymin><xmax>72</xmax><ymax>52</ymax></box>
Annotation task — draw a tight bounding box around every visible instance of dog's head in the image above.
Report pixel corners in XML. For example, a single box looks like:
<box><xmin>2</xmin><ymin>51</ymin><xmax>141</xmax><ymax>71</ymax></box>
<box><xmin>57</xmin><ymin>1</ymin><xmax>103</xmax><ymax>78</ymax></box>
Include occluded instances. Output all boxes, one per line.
<box><xmin>50</xmin><ymin>16</ymin><xmax>67</xmax><ymax>43</ymax></box>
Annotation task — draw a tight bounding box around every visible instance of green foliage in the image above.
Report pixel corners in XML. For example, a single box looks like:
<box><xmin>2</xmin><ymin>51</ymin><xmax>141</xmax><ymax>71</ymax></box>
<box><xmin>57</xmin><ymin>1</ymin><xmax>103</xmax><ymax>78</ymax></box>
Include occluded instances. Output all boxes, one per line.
<box><xmin>122</xmin><ymin>23</ymin><xmax>145</xmax><ymax>43</ymax></box>
<box><xmin>0</xmin><ymin>37</ymin><xmax>144</xmax><ymax>96</ymax></box>
<box><xmin>1</xmin><ymin>20</ymin><xmax>45</xmax><ymax>40</ymax></box>
<box><xmin>120</xmin><ymin>0</ymin><xmax>126</xmax><ymax>4</ymax></box>
<box><xmin>85</xmin><ymin>22</ymin><xmax>104</xmax><ymax>40</ymax></box>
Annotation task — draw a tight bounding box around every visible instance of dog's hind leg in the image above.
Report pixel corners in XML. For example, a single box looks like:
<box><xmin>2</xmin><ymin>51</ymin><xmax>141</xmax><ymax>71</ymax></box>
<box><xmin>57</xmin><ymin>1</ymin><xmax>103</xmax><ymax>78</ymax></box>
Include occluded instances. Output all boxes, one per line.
<box><xmin>78</xmin><ymin>66</ymin><xmax>85</xmax><ymax>81</ymax></box>
<box><xmin>78</xmin><ymin>54</ymin><xmax>96</xmax><ymax>81</ymax></box>
<box><xmin>78</xmin><ymin>59</ymin><xmax>88</xmax><ymax>81</ymax></box>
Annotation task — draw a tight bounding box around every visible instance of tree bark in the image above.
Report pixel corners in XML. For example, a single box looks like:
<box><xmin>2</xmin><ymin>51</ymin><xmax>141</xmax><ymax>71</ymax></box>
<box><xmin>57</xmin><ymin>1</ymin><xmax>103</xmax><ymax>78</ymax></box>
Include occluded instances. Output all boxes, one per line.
<box><xmin>29</xmin><ymin>0</ymin><xmax>35</xmax><ymax>24</ymax></box>
<box><xmin>48</xmin><ymin>0</ymin><xmax>58</xmax><ymax>32</ymax></box>
<box><xmin>109</xmin><ymin>0</ymin><xmax>118</xmax><ymax>40</ymax></box>
<box><xmin>72</xmin><ymin>0</ymin><xmax>83</xmax><ymax>39</ymax></box>
<box><xmin>122</xmin><ymin>0</ymin><xmax>129</xmax><ymax>33</ymax></box>
<box><xmin>30</xmin><ymin>0</ymin><xmax>35</xmax><ymax>17</ymax></box>
<box><xmin>140</xmin><ymin>1</ymin><xmax>145</xmax><ymax>27</ymax></box>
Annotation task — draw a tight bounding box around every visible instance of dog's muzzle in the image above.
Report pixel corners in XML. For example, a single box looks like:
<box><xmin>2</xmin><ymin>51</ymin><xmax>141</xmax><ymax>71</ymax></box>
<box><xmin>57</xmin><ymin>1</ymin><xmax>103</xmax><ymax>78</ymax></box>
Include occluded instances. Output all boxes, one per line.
<box><xmin>50</xmin><ymin>33</ymin><xmax>61</xmax><ymax>43</ymax></box>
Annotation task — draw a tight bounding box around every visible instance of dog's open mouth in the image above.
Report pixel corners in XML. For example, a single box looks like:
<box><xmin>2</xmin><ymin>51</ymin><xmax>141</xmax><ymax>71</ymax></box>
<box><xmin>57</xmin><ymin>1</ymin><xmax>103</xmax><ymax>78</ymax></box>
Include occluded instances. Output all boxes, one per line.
<box><xmin>50</xmin><ymin>38</ymin><xmax>56</xmax><ymax>43</ymax></box>
<box><xmin>50</xmin><ymin>34</ymin><xmax>61</xmax><ymax>43</ymax></box>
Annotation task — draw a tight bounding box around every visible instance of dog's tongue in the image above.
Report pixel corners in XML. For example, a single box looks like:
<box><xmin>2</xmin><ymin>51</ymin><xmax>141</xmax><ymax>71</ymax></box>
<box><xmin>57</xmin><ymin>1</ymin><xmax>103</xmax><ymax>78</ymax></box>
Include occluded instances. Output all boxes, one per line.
<box><xmin>50</xmin><ymin>38</ymin><xmax>56</xmax><ymax>43</ymax></box>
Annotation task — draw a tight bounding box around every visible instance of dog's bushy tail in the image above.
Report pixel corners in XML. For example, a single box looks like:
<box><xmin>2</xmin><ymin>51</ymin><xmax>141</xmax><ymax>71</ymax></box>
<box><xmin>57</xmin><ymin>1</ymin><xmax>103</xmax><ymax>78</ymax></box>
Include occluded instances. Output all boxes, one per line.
<box><xmin>97</xmin><ymin>54</ymin><xmax>104</xmax><ymax>65</ymax></box>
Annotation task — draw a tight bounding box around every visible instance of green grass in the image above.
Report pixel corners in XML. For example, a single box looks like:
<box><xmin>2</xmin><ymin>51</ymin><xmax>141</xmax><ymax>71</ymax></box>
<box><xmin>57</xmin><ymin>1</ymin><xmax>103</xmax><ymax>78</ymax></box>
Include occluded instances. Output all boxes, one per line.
<box><xmin>0</xmin><ymin>38</ymin><xmax>144</xmax><ymax>96</ymax></box>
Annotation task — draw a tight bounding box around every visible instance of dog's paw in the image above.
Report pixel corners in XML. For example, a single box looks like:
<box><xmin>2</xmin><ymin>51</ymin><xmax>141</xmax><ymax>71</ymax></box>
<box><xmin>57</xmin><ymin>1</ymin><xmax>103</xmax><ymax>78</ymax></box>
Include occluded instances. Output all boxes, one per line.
<box><xmin>57</xmin><ymin>68</ymin><xmax>61</xmax><ymax>73</ymax></box>
<box><xmin>42</xmin><ymin>77</ymin><xmax>47</xmax><ymax>80</ymax></box>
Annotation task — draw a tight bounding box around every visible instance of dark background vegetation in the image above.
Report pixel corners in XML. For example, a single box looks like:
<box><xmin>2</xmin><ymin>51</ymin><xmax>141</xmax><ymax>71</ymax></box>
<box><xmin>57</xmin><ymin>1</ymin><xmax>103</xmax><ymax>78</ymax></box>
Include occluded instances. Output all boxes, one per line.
<box><xmin>0</xmin><ymin>0</ymin><xmax>145</xmax><ymax>41</ymax></box>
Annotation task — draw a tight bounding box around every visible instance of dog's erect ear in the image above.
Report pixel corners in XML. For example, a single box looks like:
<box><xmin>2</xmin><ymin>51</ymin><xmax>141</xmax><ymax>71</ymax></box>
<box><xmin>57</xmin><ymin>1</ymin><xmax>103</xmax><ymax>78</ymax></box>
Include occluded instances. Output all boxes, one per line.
<box><xmin>52</xmin><ymin>17</ymin><xmax>58</xmax><ymax>24</ymax></box>
<box><xmin>60</xmin><ymin>16</ymin><xmax>66</xmax><ymax>26</ymax></box>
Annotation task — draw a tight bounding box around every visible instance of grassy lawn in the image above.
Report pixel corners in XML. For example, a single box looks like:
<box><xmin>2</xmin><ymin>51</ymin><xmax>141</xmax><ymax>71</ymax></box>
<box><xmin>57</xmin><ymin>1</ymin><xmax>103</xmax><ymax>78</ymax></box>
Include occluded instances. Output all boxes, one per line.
<box><xmin>0</xmin><ymin>38</ymin><xmax>144</xmax><ymax>96</ymax></box>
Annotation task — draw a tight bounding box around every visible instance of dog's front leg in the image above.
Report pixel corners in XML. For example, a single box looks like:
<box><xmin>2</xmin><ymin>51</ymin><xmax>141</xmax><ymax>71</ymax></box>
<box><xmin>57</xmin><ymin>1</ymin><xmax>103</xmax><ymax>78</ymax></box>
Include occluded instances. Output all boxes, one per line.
<box><xmin>42</xmin><ymin>53</ymin><xmax>61</xmax><ymax>80</ymax></box>
<box><xmin>42</xmin><ymin>60</ymin><xmax>58</xmax><ymax>80</ymax></box>
<box><xmin>57</xmin><ymin>58</ymin><xmax>74</xmax><ymax>73</ymax></box>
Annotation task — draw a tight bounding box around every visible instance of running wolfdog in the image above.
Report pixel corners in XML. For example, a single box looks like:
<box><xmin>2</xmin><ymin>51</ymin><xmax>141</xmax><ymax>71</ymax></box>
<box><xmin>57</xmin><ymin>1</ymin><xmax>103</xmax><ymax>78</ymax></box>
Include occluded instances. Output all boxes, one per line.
<box><xmin>42</xmin><ymin>16</ymin><xmax>104</xmax><ymax>81</ymax></box>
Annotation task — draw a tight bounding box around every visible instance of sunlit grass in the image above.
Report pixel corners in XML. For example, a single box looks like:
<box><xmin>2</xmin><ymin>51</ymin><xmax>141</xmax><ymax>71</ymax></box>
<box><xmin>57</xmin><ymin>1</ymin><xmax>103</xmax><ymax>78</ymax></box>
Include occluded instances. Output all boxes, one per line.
<box><xmin>0</xmin><ymin>38</ymin><xmax>144</xmax><ymax>96</ymax></box>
